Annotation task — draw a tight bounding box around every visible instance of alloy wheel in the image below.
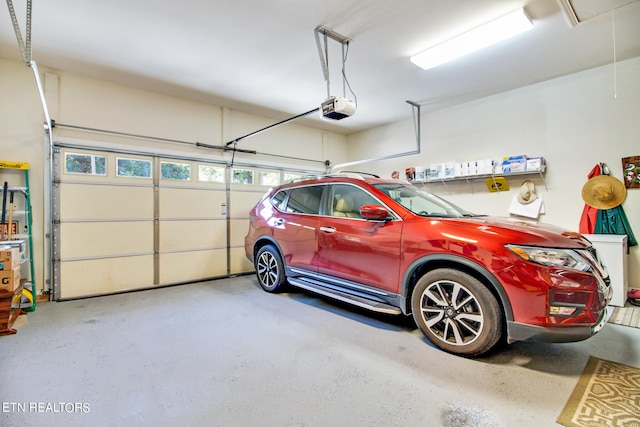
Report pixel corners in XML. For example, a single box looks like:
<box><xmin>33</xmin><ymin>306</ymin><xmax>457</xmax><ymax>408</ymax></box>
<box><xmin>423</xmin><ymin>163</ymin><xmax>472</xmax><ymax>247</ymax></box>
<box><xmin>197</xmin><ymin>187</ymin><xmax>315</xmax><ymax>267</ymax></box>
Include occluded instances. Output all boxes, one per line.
<box><xmin>418</xmin><ymin>279</ymin><xmax>485</xmax><ymax>346</ymax></box>
<box><xmin>257</xmin><ymin>251</ymin><xmax>280</xmax><ymax>289</ymax></box>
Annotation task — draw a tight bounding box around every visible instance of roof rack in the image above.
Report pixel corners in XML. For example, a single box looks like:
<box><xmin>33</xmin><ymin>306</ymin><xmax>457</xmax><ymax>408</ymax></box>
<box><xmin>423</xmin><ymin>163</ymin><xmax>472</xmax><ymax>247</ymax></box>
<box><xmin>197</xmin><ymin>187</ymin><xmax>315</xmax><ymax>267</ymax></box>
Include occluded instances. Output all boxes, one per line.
<box><xmin>285</xmin><ymin>174</ymin><xmax>323</xmax><ymax>183</ymax></box>
<box><xmin>330</xmin><ymin>170</ymin><xmax>381</xmax><ymax>179</ymax></box>
<box><xmin>284</xmin><ymin>171</ymin><xmax>380</xmax><ymax>184</ymax></box>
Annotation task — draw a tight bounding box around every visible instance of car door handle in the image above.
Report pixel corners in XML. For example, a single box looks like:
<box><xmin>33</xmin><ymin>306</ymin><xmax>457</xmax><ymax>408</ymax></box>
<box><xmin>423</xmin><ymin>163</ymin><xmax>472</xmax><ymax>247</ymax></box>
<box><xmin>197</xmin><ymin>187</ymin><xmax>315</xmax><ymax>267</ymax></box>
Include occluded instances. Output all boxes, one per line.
<box><xmin>320</xmin><ymin>226</ymin><xmax>336</xmax><ymax>233</ymax></box>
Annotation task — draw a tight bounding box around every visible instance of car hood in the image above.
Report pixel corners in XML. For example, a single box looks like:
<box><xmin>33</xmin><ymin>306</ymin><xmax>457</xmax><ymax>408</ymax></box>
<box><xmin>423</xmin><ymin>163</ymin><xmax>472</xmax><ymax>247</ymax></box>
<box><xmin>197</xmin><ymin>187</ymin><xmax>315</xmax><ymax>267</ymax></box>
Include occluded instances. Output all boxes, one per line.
<box><xmin>439</xmin><ymin>215</ymin><xmax>591</xmax><ymax>248</ymax></box>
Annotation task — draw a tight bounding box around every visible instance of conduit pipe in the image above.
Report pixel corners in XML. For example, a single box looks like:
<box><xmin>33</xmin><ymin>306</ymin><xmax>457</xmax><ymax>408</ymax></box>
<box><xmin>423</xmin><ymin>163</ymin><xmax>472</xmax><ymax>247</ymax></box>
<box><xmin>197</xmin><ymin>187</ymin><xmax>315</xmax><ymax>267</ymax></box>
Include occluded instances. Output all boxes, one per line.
<box><xmin>330</xmin><ymin>100</ymin><xmax>422</xmax><ymax>173</ymax></box>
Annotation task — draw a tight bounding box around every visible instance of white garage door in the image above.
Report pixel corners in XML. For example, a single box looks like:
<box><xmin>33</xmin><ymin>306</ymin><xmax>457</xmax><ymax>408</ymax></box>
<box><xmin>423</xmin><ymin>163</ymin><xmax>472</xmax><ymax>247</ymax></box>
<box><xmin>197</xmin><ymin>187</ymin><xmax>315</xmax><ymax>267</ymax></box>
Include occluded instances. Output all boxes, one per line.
<box><xmin>53</xmin><ymin>144</ymin><xmax>306</xmax><ymax>300</ymax></box>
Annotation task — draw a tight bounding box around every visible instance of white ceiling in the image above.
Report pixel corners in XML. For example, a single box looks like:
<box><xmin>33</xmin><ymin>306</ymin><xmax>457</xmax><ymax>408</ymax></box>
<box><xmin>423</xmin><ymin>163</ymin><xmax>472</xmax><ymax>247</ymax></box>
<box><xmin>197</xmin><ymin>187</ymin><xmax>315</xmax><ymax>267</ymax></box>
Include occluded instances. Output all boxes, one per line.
<box><xmin>1</xmin><ymin>0</ymin><xmax>640</xmax><ymax>135</ymax></box>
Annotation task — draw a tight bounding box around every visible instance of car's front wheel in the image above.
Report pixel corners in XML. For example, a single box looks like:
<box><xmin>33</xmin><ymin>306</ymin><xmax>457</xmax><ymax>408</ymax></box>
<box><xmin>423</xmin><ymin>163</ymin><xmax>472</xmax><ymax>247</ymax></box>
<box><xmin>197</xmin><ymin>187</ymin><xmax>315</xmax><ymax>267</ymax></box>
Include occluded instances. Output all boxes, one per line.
<box><xmin>411</xmin><ymin>268</ymin><xmax>504</xmax><ymax>357</ymax></box>
<box><xmin>255</xmin><ymin>245</ymin><xmax>287</xmax><ymax>293</ymax></box>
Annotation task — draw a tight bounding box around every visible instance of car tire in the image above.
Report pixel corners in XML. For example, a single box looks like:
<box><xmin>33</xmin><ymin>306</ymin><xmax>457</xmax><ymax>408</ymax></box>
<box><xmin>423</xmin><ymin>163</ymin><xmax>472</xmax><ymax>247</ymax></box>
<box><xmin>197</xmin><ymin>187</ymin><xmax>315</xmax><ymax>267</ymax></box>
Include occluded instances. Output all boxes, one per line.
<box><xmin>411</xmin><ymin>268</ymin><xmax>504</xmax><ymax>357</ymax></box>
<box><xmin>255</xmin><ymin>245</ymin><xmax>287</xmax><ymax>293</ymax></box>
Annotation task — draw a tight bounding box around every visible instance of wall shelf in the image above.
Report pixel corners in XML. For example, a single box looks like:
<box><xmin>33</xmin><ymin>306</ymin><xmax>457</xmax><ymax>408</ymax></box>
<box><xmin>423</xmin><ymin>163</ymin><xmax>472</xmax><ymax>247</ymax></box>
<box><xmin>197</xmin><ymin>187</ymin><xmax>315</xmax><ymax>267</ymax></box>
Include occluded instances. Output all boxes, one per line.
<box><xmin>0</xmin><ymin>161</ymin><xmax>36</xmax><ymax>329</ymax></box>
<box><xmin>415</xmin><ymin>168</ymin><xmax>547</xmax><ymax>194</ymax></box>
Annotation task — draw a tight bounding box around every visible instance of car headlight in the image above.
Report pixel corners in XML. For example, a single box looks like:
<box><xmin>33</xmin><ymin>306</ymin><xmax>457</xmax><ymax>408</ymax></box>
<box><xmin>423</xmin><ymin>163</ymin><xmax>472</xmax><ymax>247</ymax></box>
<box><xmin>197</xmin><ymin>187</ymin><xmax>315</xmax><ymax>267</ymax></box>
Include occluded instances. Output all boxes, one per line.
<box><xmin>506</xmin><ymin>245</ymin><xmax>591</xmax><ymax>272</ymax></box>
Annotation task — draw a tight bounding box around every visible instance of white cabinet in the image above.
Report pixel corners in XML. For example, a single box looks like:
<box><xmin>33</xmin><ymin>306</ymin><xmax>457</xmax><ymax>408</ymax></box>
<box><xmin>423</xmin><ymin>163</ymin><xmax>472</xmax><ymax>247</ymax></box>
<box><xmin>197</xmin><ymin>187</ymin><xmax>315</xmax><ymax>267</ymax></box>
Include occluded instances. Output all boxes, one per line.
<box><xmin>584</xmin><ymin>234</ymin><xmax>628</xmax><ymax>307</ymax></box>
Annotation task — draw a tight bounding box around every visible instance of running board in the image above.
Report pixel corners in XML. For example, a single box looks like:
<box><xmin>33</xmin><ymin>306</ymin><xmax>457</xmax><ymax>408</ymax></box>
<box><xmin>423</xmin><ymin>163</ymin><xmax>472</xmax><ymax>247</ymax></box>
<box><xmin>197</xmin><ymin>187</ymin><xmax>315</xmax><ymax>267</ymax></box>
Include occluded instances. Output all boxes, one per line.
<box><xmin>287</xmin><ymin>277</ymin><xmax>402</xmax><ymax>315</ymax></box>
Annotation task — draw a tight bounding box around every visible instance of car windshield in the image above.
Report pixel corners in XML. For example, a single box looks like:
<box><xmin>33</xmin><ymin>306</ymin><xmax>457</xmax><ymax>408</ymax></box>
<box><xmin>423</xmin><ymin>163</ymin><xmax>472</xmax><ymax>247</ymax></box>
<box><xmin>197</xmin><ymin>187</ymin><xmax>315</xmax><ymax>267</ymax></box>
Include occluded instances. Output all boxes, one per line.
<box><xmin>373</xmin><ymin>183</ymin><xmax>477</xmax><ymax>218</ymax></box>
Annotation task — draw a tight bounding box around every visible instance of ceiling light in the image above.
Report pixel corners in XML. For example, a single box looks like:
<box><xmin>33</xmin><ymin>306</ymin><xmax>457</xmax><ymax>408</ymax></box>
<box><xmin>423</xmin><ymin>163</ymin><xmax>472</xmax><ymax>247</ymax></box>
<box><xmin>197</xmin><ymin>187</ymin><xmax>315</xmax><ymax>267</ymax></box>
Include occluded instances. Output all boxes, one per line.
<box><xmin>410</xmin><ymin>8</ymin><xmax>533</xmax><ymax>70</ymax></box>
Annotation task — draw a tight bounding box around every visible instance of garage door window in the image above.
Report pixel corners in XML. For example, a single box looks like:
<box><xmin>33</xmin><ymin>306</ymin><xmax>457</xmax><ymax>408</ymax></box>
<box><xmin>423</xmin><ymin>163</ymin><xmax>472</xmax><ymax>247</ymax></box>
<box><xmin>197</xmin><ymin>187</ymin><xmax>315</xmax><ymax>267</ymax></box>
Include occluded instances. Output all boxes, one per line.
<box><xmin>259</xmin><ymin>171</ymin><xmax>280</xmax><ymax>186</ymax></box>
<box><xmin>232</xmin><ymin>168</ymin><xmax>254</xmax><ymax>184</ymax></box>
<box><xmin>161</xmin><ymin>161</ymin><xmax>191</xmax><ymax>181</ymax></box>
<box><xmin>283</xmin><ymin>172</ymin><xmax>302</xmax><ymax>182</ymax></box>
<box><xmin>198</xmin><ymin>165</ymin><xmax>225</xmax><ymax>183</ymax></box>
<box><xmin>65</xmin><ymin>152</ymin><xmax>106</xmax><ymax>175</ymax></box>
<box><xmin>116</xmin><ymin>157</ymin><xmax>152</xmax><ymax>178</ymax></box>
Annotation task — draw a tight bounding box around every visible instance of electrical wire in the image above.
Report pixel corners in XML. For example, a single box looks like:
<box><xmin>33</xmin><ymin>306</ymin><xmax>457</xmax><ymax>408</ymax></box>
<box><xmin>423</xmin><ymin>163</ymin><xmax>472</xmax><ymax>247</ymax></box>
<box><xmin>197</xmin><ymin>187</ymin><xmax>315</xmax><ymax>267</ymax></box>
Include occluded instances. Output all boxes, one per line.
<box><xmin>611</xmin><ymin>2</ymin><xmax>618</xmax><ymax>99</ymax></box>
<box><xmin>341</xmin><ymin>42</ymin><xmax>358</xmax><ymax>107</ymax></box>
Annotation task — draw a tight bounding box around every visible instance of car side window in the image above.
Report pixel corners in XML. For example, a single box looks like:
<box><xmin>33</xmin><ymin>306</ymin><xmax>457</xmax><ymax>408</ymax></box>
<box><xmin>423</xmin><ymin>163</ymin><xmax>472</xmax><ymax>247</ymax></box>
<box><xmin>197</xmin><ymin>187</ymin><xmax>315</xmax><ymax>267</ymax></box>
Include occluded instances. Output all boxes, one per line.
<box><xmin>285</xmin><ymin>185</ymin><xmax>323</xmax><ymax>214</ymax></box>
<box><xmin>271</xmin><ymin>190</ymin><xmax>288</xmax><ymax>210</ymax></box>
<box><xmin>330</xmin><ymin>184</ymin><xmax>378</xmax><ymax>219</ymax></box>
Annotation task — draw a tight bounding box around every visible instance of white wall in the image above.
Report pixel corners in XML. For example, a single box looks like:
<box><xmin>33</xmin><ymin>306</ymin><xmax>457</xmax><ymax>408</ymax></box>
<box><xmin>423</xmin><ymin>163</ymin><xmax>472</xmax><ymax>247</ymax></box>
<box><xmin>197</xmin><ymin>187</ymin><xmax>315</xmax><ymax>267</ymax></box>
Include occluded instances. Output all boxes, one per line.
<box><xmin>347</xmin><ymin>56</ymin><xmax>640</xmax><ymax>288</ymax></box>
<box><xmin>0</xmin><ymin>58</ymin><xmax>348</xmax><ymax>295</ymax></box>
<box><xmin>51</xmin><ymin>70</ymin><xmax>346</xmax><ymax>170</ymax></box>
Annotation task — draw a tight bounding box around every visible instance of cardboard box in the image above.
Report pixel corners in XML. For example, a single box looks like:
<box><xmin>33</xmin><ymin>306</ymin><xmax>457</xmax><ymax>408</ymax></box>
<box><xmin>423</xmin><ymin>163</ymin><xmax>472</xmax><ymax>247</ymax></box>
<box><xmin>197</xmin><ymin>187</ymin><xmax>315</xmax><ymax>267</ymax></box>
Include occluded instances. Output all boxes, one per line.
<box><xmin>526</xmin><ymin>157</ymin><xmax>546</xmax><ymax>172</ymax></box>
<box><xmin>1</xmin><ymin>240</ymin><xmax>25</xmax><ymax>259</ymax></box>
<box><xmin>444</xmin><ymin>162</ymin><xmax>455</xmax><ymax>178</ymax></box>
<box><xmin>429</xmin><ymin>164</ymin><xmax>443</xmax><ymax>179</ymax></box>
<box><xmin>476</xmin><ymin>159</ymin><xmax>495</xmax><ymax>175</ymax></box>
<box><xmin>465</xmin><ymin>161</ymin><xmax>477</xmax><ymax>175</ymax></box>
<box><xmin>502</xmin><ymin>155</ymin><xmax>527</xmax><ymax>173</ymax></box>
<box><xmin>0</xmin><ymin>266</ymin><xmax>21</xmax><ymax>293</ymax></box>
<box><xmin>0</xmin><ymin>247</ymin><xmax>19</xmax><ymax>270</ymax></box>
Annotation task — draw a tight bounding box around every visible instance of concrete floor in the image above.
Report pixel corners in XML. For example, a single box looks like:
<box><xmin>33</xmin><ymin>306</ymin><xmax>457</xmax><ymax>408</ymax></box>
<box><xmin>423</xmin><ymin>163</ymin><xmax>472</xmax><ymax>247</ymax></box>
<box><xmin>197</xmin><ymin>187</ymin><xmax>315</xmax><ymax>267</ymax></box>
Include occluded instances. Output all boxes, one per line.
<box><xmin>1</xmin><ymin>275</ymin><xmax>639</xmax><ymax>427</ymax></box>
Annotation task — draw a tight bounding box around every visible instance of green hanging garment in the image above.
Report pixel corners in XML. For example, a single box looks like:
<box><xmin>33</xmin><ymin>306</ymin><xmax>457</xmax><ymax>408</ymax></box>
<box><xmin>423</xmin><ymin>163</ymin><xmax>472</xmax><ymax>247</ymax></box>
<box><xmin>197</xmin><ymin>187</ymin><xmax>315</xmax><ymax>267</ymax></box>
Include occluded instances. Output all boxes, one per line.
<box><xmin>594</xmin><ymin>206</ymin><xmax>638</xmax><ymax>249</ymax></box>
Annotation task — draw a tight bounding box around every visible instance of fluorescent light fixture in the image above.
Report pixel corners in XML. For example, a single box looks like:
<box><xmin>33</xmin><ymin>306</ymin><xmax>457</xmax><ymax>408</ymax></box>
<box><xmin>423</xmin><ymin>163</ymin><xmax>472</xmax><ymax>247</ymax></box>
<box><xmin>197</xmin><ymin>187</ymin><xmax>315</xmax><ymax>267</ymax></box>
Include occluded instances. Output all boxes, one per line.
<box><xmin>410</xmin><ymin>8</ymin><xmax>533</xmax><ymax>70</ymax></box>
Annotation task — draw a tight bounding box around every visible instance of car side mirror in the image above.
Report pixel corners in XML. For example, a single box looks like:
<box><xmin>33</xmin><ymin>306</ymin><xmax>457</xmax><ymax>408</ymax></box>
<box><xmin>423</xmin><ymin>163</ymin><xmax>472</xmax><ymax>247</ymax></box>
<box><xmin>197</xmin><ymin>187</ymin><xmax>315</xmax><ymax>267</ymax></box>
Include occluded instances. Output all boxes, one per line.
<box><xmin>360</xmin><ymin>205</ymin><xmax>390</xmax><ymax>221</ymax></box>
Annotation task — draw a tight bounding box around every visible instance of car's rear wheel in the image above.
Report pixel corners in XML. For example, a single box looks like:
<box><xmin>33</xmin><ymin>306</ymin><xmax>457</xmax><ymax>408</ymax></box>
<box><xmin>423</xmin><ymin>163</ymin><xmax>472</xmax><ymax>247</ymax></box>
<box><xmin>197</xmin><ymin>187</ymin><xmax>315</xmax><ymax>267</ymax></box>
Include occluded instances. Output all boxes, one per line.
<box><xmin>255</xmin><ymin>245</ymin><xmax>287</xmax><ymax>293</ymax></box>
<box><xmin>411</xmin><ymin>268</ymin><xmax>503</xmax><ymax>357</ymax></box>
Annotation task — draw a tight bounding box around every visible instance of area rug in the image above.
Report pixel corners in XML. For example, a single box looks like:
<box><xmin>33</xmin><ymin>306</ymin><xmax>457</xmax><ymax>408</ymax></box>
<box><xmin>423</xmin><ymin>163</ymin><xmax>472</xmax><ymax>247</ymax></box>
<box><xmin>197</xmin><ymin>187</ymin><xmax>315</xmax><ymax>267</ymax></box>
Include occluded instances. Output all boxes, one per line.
<box><xmin>608</xmin><ymin>306</ymin><xmax>640</xmax><ymax>329</ymax></box>
<box><xmin>557</xmin><ymin>356</ymin><xmax>640</xmax><ymax>427</ymax></box>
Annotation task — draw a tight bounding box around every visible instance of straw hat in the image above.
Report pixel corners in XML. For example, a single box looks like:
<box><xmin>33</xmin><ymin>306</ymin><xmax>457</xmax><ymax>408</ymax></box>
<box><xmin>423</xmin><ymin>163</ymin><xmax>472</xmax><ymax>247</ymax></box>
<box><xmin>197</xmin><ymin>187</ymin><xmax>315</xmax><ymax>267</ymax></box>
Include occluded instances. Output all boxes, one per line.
<box><xmin>581</xmin><ymin>175</ymin><xmax>626</xmax><ymax>209</ymax></box>
<box><xmin>517</xmin><ymin>180</ymin><xmax>537</xmax><ymax>205</ymax></box>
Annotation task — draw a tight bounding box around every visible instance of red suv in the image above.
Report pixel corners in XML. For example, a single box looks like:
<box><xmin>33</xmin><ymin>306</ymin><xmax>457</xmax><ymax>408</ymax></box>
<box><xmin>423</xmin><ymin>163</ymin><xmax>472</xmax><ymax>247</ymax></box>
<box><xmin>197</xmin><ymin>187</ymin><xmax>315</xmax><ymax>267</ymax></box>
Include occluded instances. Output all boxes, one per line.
<box><xmin>244</xmin><ymin>173</ymin><xmax>612</xmax><ymax>357</ymax></box>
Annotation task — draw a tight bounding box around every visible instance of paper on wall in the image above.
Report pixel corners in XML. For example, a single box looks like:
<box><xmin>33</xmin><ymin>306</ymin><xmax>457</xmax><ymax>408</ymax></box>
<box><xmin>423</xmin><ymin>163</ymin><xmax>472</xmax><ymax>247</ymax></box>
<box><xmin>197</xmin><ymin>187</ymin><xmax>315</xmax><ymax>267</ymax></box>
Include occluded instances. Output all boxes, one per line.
<box><xmin>509</xmin><ymin>196</ymin><xmax>545</xmax><ymax>219</ymax></box>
